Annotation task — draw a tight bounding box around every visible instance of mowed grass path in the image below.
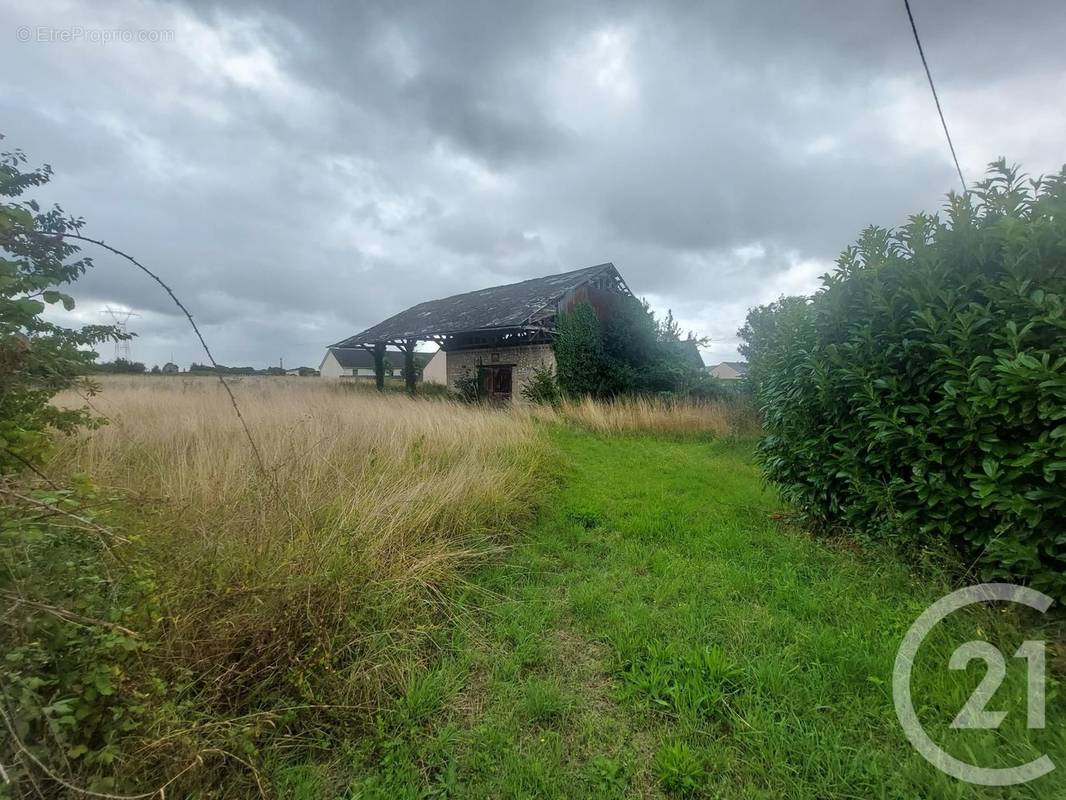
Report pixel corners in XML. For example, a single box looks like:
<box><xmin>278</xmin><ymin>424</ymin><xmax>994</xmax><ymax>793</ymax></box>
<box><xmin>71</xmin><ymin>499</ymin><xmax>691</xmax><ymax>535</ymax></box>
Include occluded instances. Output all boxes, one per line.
<box><xmin>306</xmin><ymin>428</ymin><xmax>1063</xmax><ymax>799</ymax></box>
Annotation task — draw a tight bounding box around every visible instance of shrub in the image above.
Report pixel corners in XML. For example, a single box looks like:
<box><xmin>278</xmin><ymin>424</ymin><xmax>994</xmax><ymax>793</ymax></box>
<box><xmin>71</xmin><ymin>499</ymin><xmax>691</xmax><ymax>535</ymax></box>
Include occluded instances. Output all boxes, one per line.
<box><xmin>1</xmin><ymin>138</ymin><xmax>140</xmax><ymax>792</ymax></box>
<box><xmin>520</xmin><ymin>363</ymin><xmax>562</xmax><ymax>405</ymax></box>
<box><xmin>737</xmin><ymin>295</ymin><xmax>810</xmax><ymax>395</ymax></box>
<box><xmin>452</xmin><ymin>369</ymin><xmax>482</xmax><ymax>403</ymax></box>
<box><xmin>742</xmin><ymin>161</ymin><xmax>1066</xmax><ymax>597</ymax></box>
<box><xmin>0</xmin><ymin>486</ymin><xmax>160</xmax><ymax>790</ymax></box>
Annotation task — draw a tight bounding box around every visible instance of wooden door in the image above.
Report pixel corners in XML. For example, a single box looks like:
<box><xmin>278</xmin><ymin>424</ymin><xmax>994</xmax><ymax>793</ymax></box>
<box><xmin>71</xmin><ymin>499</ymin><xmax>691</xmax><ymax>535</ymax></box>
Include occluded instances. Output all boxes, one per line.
<box><xmin>478</xmin><ymin>365</ymin><xmax>513</xmax><ymax>403</ymax></box>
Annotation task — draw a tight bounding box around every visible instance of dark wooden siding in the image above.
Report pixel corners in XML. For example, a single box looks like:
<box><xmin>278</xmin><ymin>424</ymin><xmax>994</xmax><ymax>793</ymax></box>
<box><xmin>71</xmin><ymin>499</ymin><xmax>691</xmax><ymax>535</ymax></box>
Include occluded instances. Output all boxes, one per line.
<box><xmin>558</xmin><ymin>284</ymin><xmax>624</xmax><ymax>321</ymax></box>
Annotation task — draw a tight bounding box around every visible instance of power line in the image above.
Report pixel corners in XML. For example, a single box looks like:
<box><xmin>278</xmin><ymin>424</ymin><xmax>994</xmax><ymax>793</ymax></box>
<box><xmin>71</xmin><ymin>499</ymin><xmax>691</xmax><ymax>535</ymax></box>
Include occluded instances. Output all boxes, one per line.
<box><xmin>903</xmin><ymin>0</ymin><xmax>967</xmax><ymax>194</ymax></box>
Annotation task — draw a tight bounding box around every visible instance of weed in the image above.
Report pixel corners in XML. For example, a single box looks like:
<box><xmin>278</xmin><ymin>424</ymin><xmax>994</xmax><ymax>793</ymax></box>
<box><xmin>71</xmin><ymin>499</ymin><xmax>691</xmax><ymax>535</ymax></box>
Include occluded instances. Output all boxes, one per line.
<box><xmin>654</xmin><ymin>740</ymin><xmax>705</xmax><ymax>796</ymax></box>
<box><xmin>521</xmin><ymin>678</ymin><xmax>570</xmax><ymax>725</ymax></box>
<box><xmin>619</xmin><ymin>642</ymin><xmax>740</xmax><ymax>724</ymax></box>
<box><xmin>587</xmin><ymin>754</ymin><xmax>629</xmax><ymax>794</ymax></box>
<box><xmin>397</xmin><ymin>664</ymin><xmax>461</xmax><ymax>726</ymax></box>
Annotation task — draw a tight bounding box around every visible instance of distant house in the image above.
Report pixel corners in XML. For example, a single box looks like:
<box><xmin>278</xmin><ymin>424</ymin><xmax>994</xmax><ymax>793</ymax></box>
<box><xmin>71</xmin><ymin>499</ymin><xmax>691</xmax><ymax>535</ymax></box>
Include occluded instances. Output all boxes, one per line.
<box><xmin>709</xmin><ymin>361</ymin><xmax>749</xmax><ymax>380</ymax></box>
<box><xmin>318</xmin><ymin>346</ymin><xmax>430</xmax><ymax>380</ymax></box>
<box><xmin>162</xmin><ymin>362</ymin><xmax>179</xmax><ymax>374</ymax></box>
<box><xmin>422</xmin><ymin>350</ymin><xmax>447</xmax><ymax>384</ymax></box>
<box><xmin>332</xmin><ymin>262</ymin><xmax>635</xmax><ymax>402</ymax></box>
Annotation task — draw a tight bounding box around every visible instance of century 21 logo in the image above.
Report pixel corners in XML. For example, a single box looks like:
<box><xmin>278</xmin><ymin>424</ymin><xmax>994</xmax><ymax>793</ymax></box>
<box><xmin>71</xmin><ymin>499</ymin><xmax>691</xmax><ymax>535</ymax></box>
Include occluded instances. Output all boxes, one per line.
<box><xmin>893</xmin><ymin>583</ymin><xmax>1054</xmax><ymax>787</ymax></box>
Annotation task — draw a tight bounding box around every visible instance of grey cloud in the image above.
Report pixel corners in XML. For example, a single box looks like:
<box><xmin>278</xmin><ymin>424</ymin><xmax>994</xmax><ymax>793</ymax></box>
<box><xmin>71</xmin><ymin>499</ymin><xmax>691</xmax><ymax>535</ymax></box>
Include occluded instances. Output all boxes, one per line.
<box><xmin>405</xmin><ymin>73</ymin><xmax>573</xmax><ymax>166</ymax></box>
<box><xmin>2</xmin><ymin>0</ymin><xmax>1065</xmax><ymax>369</ymax></box>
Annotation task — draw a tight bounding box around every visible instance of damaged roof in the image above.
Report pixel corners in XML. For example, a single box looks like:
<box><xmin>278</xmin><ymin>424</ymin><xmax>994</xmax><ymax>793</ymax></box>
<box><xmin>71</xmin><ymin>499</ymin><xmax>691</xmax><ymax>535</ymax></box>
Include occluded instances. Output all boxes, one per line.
<box><xmin>333</xmin><ymin>262</ymin><xmax>622</xmax><ymax>346</ymax></box>
<box><xmin>326</xmin><ymin>347</ymin><xmax>432</xmax><ymax>370</ymax></box>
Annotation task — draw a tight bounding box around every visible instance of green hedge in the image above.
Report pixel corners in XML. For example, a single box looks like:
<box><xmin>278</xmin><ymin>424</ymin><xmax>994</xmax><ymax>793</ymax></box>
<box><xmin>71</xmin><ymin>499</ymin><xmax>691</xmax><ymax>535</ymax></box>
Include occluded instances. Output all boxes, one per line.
<box><xmin>743</xmin><ymin>162</ymin><xmax>1066</xmax><ymax>597</ymax></box>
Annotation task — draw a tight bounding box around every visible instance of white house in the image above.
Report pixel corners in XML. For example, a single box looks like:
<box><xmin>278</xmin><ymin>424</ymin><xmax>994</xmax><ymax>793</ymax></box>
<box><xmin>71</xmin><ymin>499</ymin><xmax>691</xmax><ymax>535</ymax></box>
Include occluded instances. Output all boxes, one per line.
<box><xmin>709</xmin><ymin>361</ymin><xmax>749</xmax><ymax>380</ymax></box>
<box><xmin>422</xmin><ymin>349</ymin><xmax>447</xmax><ymax>384</ymax></box>
<box><xmin>318</xmin><ymin>346</ymin><xmax>431</xmax><ymax>380</ymax></box>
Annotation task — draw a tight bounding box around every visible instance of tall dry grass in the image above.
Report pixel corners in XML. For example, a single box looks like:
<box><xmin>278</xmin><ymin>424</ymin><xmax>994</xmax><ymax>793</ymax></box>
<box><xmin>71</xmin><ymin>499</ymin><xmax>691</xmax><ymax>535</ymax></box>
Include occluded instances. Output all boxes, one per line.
<box><xmin>547</xmin><ymin>394</ymin><xmax>760</xmax><ymax>438</ymax></box>
<box><xmin>48</xmin><ymin>376</ymin><xmax>548</xmax><ymax>779</ymax></box>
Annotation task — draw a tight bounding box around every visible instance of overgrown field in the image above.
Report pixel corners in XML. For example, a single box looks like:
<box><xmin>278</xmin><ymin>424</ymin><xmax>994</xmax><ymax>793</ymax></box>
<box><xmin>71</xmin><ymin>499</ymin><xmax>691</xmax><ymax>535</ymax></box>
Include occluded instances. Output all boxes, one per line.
<box><xmin>4</xmin><ymin>378</ymin><xmax>1061</xmax><ymax>798</ymax></box>
<box><xmin>5</xmin><ymin>377</ymin><xmax>550</xmax><ymax>794</ymax></box>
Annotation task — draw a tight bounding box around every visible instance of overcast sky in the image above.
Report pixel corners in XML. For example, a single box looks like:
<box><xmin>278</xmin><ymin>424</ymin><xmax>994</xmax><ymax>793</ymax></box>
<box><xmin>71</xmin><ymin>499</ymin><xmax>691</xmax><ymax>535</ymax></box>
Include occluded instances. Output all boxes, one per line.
<box><xmin>3</xmin><ymin>0</ymin><xmax>1064</xmax><ymax>368</ymax></box>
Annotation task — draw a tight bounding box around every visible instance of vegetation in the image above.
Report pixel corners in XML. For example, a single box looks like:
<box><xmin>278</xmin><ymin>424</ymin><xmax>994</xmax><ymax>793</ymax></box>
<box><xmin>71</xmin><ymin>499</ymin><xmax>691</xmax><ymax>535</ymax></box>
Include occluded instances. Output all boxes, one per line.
<box><xmin>547</xmin><ymin>395</ymin><xmax>759</xmax><ymax>439</ymax></box>
<box><xmin>553</xmin><ymin>300</ymin><xmax>717</xmax><ymax>400</ymax></box>
<box><xmin>520</xmin><ymin>363</ymin><xmax>563</xmax><ymax>406</ymax></box>
<box><xmin>741</xmin><ymin>162</ymin><xmax>1066</xmax><ymax>598</ymax></box>
<box><xmin>0</xmin><ymin>141</ymin><xmax>139</xmax><ymax>795</ymax></box>
<box><xmin>186</xmin><ymin>362</ymin><xmax>319</xmax><ymax>376</ymax></box>
<box><xmin>4</xmin><ymin>137</ymin><xmax>1062</xmax><ymax>798</ymax></box>
<box><xmin>4</xmin><ymin>377</ymin><xmax>547</xmax><ymax>795</ymax></box>
<box><xmin>334</xmin><ymin>429</ymin><xmax>1064</xmax><ymax>799</ymax></box>
<box><xmin>448</xmin><ymin>368</ymin><xmax>479</xmax><ymax>403</ymax></box>
<box><xmin>7</xmin><ymin>379</ymin><xmax>1062</xmax><ymax>796</ymax></box>
<box><xmin>90</xmin><ymin>357</ymin><xmax>147</xmax><ymax>374</ymax></box>
<box><xmin>0</xmin><ymin>140</ymin><xmax>118</xmax><ymax>475</ymax></box>
<box><xmin>736</xmin><ymin>294</ymin><xmax>809</xmax><ymax>395</ymax></box>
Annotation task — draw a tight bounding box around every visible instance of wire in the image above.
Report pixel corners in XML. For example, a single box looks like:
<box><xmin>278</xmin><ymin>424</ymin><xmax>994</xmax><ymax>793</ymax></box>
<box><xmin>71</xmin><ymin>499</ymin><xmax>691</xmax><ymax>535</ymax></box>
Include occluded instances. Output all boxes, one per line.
<box><xmin>903</xmin><ymin>0</ymin><xmax>967</xmax><ymax>194</ymax></box>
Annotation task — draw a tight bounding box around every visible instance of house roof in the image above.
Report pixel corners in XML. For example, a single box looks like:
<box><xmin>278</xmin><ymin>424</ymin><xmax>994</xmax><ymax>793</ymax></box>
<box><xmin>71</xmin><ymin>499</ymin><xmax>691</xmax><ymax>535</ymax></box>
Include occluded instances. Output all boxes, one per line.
<box><xmin>325</xmin><ymin>347</ymin><xmax>432</xmax><ymax>370</ymax></box>
<box><xmin>333</xmin><ymin>262</ymin><xmax>625</xmax><ymax>346</ymax></box>
<box><xmin>714</xmin><ymin>361</ymin><xmax>749</xmax><ymax>375</ymax></box>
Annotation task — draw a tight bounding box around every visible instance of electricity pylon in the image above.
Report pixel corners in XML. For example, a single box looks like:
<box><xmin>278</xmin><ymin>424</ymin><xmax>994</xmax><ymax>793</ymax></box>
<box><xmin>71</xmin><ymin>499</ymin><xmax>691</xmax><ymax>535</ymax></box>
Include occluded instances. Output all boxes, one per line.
<box><xmin>102</xmin><ymin>307</ymin><xmax>140</xmax><ymax>361</ymax></box>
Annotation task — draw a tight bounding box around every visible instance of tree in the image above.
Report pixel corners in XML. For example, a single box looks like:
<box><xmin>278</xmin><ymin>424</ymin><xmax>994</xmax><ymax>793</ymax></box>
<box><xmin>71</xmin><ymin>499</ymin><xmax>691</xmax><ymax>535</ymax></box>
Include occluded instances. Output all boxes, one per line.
<box><xmin>555</xmin><ymin>298</ymin><xmax>711</xmax><ymax>398</ymax></box>
<box><xmin>737</xmin><ymin>295</ymin><xmax>810</xmax><ymax>393</ymax></box>
<box><xmin>0</xmin><ymin>138</ymin><xmax>119</xmax><ymax>475</ymax></box>
<box><xmin>92</xmin><ymin>358</ymin><xmax>146</xmax><ymax>374</ymax></box>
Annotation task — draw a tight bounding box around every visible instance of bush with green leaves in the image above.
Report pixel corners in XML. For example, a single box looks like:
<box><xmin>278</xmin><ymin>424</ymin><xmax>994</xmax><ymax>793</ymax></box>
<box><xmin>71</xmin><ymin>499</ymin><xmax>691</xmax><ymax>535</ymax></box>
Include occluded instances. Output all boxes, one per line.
<box><xmin>1</xmin><ymin>484</ymin><xmax>161</xmax><ymax>790</ymax></box>
<box><xmin>0</xmin><ymin>139</ymin><xmax>151</xmax><ymax>794</ymax></box>
<box><xmin>90</xmin><ymin>358</ymin><xmax>146</xmax><ymax>374</ymax></box>
<box><xmin>520</xmin><ymin>363</ymin><xmax>562</xmax><ymax>405</ymax></box>
<box><xmin>553</xmin><ymin>299</ymin><xmax>709</xmax><ymax>399</ymax></box>
<box><xmin>0</xmin><ymin>140</ymin><xmax>118</xmax><ymax>475</ymax></box>
<box><xmin>742</xmin><ymin>161</ymin><xmax>1066</xmax><ymax>597</ymax></box>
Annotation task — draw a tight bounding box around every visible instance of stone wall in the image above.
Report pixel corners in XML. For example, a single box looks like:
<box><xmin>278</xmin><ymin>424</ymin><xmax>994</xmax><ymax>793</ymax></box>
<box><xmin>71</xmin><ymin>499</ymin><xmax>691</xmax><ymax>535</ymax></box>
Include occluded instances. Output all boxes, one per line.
<box><xmin>446</xmin><ymin>344</ymin><xmax>555</xmax><ymax>403</ymax></box>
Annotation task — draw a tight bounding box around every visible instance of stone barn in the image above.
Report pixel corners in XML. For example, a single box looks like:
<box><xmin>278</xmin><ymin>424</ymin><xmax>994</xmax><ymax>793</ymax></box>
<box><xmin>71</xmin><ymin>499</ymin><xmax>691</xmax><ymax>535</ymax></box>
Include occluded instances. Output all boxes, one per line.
<box><xmin>331</xmin><ymin>262</ymin><xmax>634</xmax><ymax>402</ymax></box>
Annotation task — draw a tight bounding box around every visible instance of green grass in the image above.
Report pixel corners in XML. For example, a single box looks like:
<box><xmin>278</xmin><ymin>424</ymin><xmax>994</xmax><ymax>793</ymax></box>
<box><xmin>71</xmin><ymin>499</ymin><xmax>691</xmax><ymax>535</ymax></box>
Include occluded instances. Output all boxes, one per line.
<box><xmin>295</xmin><ymin>427</ymin><xmax>1064</xmax><ymax>799</ymax></box>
